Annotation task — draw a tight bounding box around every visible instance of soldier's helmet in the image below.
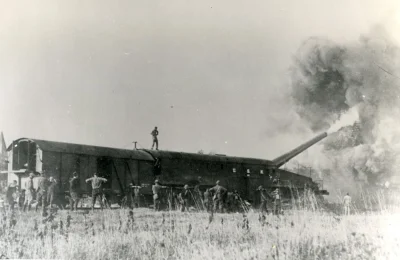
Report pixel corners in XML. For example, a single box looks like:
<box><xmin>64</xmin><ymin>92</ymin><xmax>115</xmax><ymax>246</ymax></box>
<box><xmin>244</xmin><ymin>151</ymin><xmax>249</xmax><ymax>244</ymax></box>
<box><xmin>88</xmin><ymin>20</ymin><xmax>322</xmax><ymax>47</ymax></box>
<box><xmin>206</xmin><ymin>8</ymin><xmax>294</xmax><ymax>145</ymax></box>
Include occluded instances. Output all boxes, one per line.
<box><xmin>257</xmin><ymin>185</ymin><xmax>263</xmax><ymax>190</ymax></box>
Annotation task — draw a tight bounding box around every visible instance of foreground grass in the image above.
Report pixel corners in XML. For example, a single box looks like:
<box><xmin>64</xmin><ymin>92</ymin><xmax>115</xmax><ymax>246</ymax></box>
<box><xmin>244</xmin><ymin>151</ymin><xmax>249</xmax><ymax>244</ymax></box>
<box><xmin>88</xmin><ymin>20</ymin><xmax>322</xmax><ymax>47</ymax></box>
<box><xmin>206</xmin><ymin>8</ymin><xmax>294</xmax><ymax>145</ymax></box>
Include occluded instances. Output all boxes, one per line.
<box><xmin>0</xmin><ymin>208</ymin><xmax>399</xmax><ymax>259</ymax></box>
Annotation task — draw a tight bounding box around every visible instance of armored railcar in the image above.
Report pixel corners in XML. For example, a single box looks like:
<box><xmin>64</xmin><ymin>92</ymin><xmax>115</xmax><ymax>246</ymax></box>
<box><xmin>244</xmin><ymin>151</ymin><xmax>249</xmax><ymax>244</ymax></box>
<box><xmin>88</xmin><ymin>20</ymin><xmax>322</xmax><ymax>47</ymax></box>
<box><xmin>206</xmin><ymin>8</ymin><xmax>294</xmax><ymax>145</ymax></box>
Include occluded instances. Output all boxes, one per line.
<box><xmin>2</xmin><ymin>133</ymin><xmax>328</xmax><ymax>208</ymax></box>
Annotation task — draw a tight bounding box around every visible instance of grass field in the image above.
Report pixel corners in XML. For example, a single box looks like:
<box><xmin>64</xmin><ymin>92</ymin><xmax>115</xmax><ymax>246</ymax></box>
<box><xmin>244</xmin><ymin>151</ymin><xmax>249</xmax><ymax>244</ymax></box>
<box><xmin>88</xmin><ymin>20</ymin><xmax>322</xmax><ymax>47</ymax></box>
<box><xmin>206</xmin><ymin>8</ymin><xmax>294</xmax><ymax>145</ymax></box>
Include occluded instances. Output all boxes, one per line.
<box><xmin>0</xmin><ymin>206</ymin><xmax>399</xmax><ymax>260</ymax></box>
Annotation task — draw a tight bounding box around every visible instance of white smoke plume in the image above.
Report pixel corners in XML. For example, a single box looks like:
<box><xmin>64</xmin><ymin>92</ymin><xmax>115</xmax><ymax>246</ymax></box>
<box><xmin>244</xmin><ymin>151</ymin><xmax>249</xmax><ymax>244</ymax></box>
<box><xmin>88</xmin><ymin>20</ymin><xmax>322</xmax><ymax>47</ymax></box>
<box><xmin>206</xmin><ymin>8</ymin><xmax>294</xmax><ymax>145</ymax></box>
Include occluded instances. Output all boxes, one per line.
<box><xmin>289</xmin><ymin>26</ymin><xmax>400</xmax><ymax>195</ymax></box>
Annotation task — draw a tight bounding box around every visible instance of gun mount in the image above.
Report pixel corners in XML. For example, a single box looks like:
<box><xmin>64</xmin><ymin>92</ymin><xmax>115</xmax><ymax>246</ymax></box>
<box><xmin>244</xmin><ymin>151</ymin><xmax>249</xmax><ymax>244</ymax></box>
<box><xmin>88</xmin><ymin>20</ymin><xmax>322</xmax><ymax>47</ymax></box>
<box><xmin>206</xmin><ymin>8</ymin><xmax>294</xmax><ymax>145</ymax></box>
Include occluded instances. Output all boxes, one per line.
<box><xmin>272</xmin><ymin>132</ymin><xmax>328</xmax><ymax>168</ymax></box>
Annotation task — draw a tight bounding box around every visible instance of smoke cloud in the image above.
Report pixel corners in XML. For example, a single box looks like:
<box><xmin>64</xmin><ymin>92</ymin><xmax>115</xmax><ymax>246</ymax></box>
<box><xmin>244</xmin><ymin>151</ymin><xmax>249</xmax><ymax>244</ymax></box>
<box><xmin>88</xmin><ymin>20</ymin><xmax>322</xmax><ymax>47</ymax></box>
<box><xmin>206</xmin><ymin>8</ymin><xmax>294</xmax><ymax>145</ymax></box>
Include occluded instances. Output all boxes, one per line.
<box><xmin>289</xmin><ymin>26</ymin><xmax>400</xmax><ymax>195</ymax></box>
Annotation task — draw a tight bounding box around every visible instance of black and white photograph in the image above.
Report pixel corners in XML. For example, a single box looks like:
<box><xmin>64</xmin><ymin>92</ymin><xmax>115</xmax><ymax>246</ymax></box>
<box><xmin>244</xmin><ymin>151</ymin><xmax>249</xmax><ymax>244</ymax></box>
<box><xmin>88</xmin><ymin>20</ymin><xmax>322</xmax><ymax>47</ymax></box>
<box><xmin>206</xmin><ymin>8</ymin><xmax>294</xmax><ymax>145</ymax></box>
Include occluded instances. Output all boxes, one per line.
<box><xmin>1</xmin><ymin>1</ymin><xmax>400</xmax><ymax>259</ymax></box>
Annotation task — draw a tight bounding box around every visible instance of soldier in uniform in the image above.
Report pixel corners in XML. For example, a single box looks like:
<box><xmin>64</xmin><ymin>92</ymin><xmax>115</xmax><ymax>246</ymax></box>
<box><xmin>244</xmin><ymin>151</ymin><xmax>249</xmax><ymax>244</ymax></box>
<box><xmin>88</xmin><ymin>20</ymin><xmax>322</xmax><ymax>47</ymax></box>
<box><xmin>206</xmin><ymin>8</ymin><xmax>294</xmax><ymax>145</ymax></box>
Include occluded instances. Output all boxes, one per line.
<box><xmin>151</xmin><ymin>126</ymin><xmax>159</xmax><ymax>150</ymax></box>
<box><xmin>203</xmin><ymin>189</ymin><xmax>210</xmax><ymax>212</ymax></box>
<box><xmin>152</xmin><ymin>180</ymin><xmax>167</xmax><ymax>211</ymax></box>
<box><xmin>86</xmin><ymin>173</ymin><xmax>108</xmax><ymax>212</ymax></box>
<box><xmin>132</xmin><ymin>185</ymin><xmax>142</xmax><ymax>208</ymax></box>
<box><xmin>232</xmin><ymin>190</ymin><xmax>241</xmax><ymax>213</ymax></box>
<box><xmin>343</xmin><ymin>193</ymin><xmax>351</xmax><ymax>215</ymax></box>
<box><xmin>180</xmin><ymin>184</ymin><xmax>190</xmax><ymax>212</ymax></box>
<box><xmin>69</xmin><ymin>172</ymin><xmax>80</xmax><ymax>211</ymax></box>
<box><xmin>47</xmin><ymin>177</ymin><xmax>58</xmax><ymax>208</ymax></box>
<box><xmin>257</xmin><ymin>185</ymin><xmax>272</xmax><ymax>214</ymax></box>
<box><xmin>35</xmin><ymin>171</ymin><xmax>49</xmax><ymax>215</ymax></box>
<box><xmin>6</xmin><ymin>180</ymin><xmax>18</xmax><ymax>211</ymax></box>
<box><xmin>122</xmin><ymin>183</ymin><xmax>134</xmax><ymax>209</ymax></box>
<box><xmin>271</xmin><ymin>188</ymin><xmax>281</xmax><ymax>215</ymax></box>
<box><xmin>23</xmin><ymin>172</ymin><xmax>35</xmax><ymax>212</ymax></box>
<box><xmin>125</xmin><ymin>183</ymin><xmax>142</xmax><ymax>209</ymax></box>
<box><xmin>209</xmin><ymin>180</ymin><xmax>227</xmax><ymax>213</ymax></box>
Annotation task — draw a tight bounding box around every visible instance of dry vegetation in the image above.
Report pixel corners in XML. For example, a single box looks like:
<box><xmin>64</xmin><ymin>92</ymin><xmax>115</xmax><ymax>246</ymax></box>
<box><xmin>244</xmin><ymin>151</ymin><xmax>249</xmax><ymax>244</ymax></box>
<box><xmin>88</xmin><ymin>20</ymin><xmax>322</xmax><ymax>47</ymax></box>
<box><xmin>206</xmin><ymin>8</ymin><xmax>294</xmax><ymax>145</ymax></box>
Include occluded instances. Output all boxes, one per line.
<box><xmin>0</xmin><ymin>193</ymin><xmax>399</xmax><ymax>259</ymax></box>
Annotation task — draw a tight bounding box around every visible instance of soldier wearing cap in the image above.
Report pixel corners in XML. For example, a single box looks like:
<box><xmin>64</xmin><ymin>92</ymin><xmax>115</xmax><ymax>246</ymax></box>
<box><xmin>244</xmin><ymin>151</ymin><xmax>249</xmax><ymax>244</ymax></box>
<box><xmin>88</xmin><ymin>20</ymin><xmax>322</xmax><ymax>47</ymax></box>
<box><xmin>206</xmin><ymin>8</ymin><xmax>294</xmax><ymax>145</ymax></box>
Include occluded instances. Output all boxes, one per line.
<box><xmin>209</xmin><ymin>180</ymin><xmax>227</xmax><ymax>213</ymax></box>
<box><xmin>152</xmin><ymin>179</ymin><xmax>167</xmax><ymax>211</ymax></box>
<box><xmin>23</xmin><ymin>172</ymin><xmax>36</xmax><ymax>212</ymax></box>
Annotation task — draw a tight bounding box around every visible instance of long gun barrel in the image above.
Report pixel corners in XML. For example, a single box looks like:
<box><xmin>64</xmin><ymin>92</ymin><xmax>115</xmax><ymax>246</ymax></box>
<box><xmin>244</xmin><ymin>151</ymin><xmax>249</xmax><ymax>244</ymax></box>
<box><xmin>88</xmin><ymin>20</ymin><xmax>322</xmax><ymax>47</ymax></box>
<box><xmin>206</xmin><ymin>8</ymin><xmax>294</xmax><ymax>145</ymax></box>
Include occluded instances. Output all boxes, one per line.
<box><xmin>272</xmin><ymin>132</ymin><xmax>327</xmax><ymax>168</ymax></box>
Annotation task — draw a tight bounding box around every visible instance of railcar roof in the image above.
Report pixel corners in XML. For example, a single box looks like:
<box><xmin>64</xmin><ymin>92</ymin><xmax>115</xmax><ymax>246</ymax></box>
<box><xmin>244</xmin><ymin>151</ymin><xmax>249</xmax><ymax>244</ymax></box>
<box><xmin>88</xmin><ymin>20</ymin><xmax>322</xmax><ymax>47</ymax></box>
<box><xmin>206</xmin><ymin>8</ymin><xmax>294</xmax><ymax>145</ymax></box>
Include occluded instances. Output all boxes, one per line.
<box><xmin>8</xmin><ymin>138</ymin><xmax>154</xmax><ymax>161</ymax></box>
<box><xmin>142</xmin><ymin>149</ymin><xmax>273</xmax><ymax>165</ymax></box>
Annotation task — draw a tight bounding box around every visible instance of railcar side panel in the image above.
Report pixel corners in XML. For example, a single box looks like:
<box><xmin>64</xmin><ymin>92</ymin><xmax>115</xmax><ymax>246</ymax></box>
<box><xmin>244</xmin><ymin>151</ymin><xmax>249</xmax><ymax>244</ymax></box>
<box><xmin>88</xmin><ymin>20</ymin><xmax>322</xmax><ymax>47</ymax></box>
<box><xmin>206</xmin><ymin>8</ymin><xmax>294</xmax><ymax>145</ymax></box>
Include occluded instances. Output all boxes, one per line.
<box><xmin>126</xmin><ymin>159</ymin><xmax>139</xmax><ymax>185</ymax></box>
<box><xmin>42</xmin><ymin>151</ymin><xmax>62</xmax><ymax>187</ymax></box>
<box><xmin>60</xmin><ymin>153</ymin><xmax>80</xmax><ymax>191</ymax></box>
<box><xmin>110</xmin><ymin>159</ymin><xmax>127</xmax><ymax>193</ymax></box>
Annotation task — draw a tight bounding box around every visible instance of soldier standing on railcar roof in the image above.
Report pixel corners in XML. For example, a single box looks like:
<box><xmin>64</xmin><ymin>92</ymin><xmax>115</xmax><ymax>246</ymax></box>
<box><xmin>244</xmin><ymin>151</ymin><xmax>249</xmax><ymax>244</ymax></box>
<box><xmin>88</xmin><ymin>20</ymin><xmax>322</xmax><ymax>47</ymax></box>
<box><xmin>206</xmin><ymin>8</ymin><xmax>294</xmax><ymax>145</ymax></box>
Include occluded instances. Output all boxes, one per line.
<box><xmin>209</xmin><ymin>180</ymin><xmax>227</xmax><ymax>213</ymax></box>
<box><xmin>151</xmin><ymin>126</ymin><xmax>159</xmax><ymax>150</ymax></box>
<box><xmin>69</xmin><ymin>172</ymin><xmax>80</xmax><ymax>211</ymax></box>
<box><xmin>23</xmin><ymin>172</ymin><xmax>35</xmax><ymax>212</ymax></box>
<box><xmin>86</xmin><ymin>173</ymin><xmax>108</xmax><ymax>212</ymax></box>
<box><xmin>152</xmin><ymin>179</ymin><xmax>167</xmax><ymax>211</ymax></box>
<box><xmin>35</xmin><ymin>170</ymin><xmax>49</xmax><ymax>216</ymax></box>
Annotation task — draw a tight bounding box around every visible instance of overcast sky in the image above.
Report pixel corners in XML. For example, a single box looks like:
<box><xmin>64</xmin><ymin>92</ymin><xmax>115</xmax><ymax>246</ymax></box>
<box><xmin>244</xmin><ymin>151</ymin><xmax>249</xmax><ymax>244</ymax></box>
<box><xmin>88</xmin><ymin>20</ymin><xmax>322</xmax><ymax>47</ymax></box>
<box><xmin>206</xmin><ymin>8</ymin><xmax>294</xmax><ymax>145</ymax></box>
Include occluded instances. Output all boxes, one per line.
<box><xmin>1</xmin><ymin>0</ymin><xmax>399</xmax><ymax>160</ymax></box>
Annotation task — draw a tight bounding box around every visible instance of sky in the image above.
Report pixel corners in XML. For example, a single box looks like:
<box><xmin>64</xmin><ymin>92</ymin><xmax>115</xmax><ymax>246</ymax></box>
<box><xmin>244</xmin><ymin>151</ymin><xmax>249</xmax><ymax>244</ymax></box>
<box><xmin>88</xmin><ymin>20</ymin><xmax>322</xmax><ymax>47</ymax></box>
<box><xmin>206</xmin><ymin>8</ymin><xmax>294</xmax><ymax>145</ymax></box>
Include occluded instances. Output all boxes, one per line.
<box><xmin>1</xmin><ymin>0</ymin><xmax>400</xmax><ymax>162</ymax></box>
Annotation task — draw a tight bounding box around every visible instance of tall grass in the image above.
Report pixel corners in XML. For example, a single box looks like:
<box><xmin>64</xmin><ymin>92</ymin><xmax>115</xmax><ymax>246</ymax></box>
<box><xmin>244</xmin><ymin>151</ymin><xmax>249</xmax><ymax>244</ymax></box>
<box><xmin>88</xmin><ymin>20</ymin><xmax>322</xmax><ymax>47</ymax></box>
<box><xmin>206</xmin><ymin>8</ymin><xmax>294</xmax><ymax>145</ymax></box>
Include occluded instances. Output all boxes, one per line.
<box><xmin>0</xmin><ymin>190</ymin><xmax>399</xmax><ymax>259</ymax></box>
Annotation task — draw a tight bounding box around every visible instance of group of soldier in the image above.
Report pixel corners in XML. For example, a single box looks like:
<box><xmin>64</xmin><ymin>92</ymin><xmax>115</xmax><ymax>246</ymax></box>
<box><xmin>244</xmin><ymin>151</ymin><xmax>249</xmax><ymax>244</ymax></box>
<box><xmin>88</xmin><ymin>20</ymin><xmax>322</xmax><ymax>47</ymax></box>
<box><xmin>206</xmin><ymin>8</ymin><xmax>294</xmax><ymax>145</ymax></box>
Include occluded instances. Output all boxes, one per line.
<box><xmin>4</xmin><ymin>171</ymin><xmax>59</xmax><ymax>213</ymax></box>
<box><xmin>148</xmin><ymin>179</ymin><xmax>283</xmax><ymax>214</ymax></box>
<box><xmin>2</xmin><ymin>168</ymin><xmax>353</xmax><ymax>216</ymax></box>
<box><xmin>2</xmin><ymin>170</ymin><xmax>111</xmax><ymax>215</ymax></box>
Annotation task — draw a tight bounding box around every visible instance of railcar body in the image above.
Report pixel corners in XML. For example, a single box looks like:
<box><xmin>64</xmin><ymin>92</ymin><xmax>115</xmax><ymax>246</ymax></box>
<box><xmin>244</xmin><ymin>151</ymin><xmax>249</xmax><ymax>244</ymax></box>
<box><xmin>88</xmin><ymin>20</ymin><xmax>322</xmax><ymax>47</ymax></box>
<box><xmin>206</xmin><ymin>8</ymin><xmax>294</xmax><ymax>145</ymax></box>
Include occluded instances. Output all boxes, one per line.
<box><xmin>3</xmin><ymin>133</ymin><xmax>328</xmax><ymax>208</ymax></box>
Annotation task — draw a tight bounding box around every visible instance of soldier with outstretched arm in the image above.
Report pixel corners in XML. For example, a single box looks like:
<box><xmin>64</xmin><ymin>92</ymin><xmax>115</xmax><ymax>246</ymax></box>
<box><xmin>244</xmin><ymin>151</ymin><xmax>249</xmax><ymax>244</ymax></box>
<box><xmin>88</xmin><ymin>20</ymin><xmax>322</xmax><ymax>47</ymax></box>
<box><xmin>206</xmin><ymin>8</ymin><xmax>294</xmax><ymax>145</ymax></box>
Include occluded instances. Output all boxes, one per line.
<box><xmin>86</xmin><ymin>173</ymin><xmax>108</xmax><ymax>212</ymax></box>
